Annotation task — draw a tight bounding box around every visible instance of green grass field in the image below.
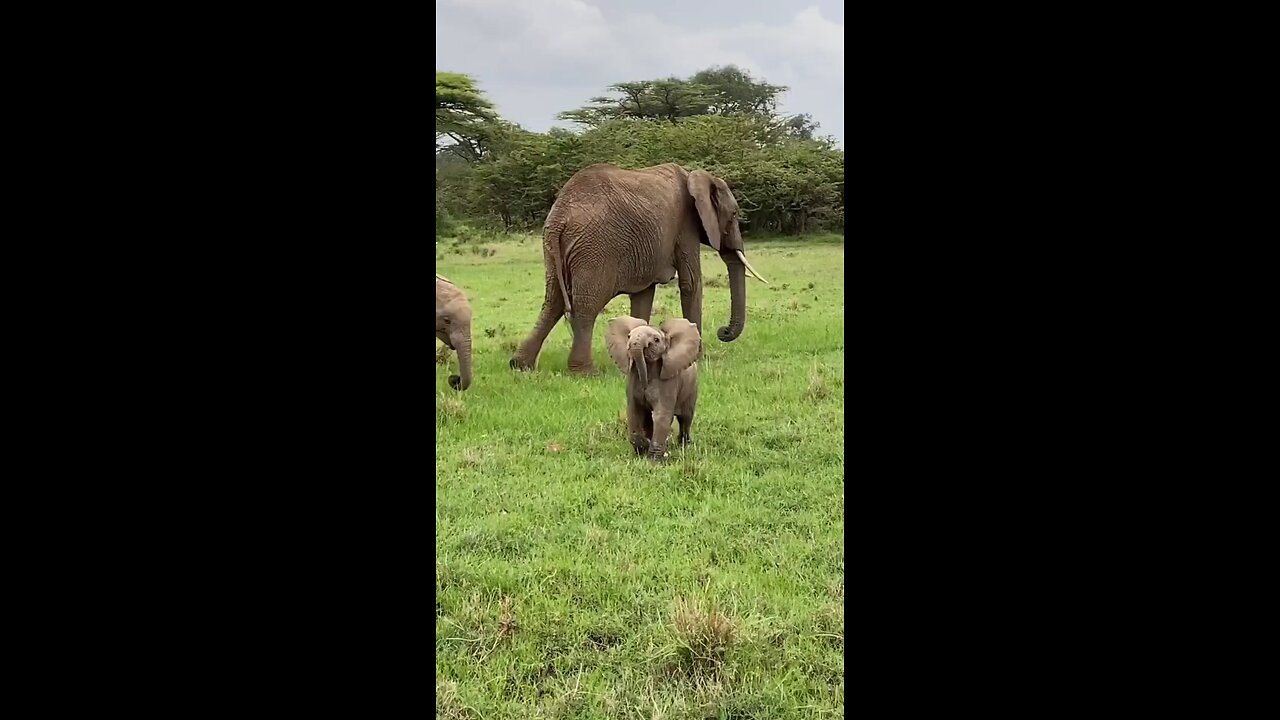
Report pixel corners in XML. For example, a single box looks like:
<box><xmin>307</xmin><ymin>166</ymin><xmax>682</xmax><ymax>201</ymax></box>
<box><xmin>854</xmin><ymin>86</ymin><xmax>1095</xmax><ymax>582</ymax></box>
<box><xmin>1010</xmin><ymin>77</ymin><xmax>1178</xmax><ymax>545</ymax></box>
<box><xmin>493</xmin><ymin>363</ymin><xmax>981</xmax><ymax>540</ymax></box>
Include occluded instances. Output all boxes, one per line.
<box><xmin>436</xmin><ymin>234</ymin><xmax>845</xmax><ymax>719</ymax></box>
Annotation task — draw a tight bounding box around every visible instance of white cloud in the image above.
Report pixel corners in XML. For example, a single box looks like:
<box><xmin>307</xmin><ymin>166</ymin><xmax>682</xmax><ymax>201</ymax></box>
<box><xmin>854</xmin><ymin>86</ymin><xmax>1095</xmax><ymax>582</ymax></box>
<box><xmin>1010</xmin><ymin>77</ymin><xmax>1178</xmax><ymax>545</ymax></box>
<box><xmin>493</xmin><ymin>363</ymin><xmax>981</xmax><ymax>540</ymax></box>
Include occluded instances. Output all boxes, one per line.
<box><xmin>436</xmin><ymin>0</ymin><xmax>844</xmax><ymax>145</ymax></box>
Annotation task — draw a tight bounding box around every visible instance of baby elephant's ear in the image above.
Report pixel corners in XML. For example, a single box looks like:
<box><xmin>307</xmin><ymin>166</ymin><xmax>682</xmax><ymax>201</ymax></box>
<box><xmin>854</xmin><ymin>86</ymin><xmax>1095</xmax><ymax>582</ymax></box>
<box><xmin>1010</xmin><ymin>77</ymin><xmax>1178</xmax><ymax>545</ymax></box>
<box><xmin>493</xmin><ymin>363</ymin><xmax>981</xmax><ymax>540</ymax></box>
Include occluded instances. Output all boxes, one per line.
<box><xmin>605</xmin><ymin>316</ymin><xmax>648</xmax><ymax>372</ymax></box>
<box><xmin>659</xmin><ymin>318</ymin><xmax>700</xmax><ymax>379</ymax></box>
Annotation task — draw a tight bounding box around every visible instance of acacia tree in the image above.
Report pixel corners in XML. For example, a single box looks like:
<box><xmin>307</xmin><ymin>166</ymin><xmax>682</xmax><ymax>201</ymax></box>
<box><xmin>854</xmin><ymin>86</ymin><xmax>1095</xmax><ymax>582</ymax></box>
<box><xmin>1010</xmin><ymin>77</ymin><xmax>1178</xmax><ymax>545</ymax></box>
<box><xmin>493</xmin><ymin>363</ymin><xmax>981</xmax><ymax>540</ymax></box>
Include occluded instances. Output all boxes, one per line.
<box><xmin>556</xmin><ymin>65</ymin><xmax>821</xmax><ymax>141</ymax></box>
<box><xmin>435</xmin><ymin>71</ymin><xmax>498</xmax><ymax>163</ymax></box>
<box><xmin>439</xmin><ymin>66</ymin><xmax>845</xmax><ymax>237</ymax></box>
<box><xmin>690</xmin><ymin>66</ymin><xmax>786</xmax><ymax>116</ymax></box>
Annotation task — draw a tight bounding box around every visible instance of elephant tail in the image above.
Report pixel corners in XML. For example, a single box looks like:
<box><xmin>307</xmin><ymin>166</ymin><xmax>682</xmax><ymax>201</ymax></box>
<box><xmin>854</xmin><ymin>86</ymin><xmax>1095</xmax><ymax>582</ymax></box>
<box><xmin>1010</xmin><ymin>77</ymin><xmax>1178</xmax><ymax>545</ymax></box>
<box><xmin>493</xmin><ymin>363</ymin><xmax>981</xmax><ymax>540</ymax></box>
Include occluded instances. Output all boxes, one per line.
<box><xmin>546</xmin><ymin>224</ymin><xmax>573</xmax><ymax>318</ymax></box>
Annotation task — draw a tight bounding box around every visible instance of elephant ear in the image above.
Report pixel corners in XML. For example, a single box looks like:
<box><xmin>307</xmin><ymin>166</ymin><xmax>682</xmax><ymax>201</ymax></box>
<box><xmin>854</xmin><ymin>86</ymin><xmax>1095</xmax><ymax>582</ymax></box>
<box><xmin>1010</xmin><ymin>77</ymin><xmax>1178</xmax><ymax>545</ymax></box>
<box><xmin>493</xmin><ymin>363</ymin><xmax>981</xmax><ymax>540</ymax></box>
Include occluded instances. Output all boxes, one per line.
<box><xmin>605</xmin><ymin>316</ymin><xmax>649</xmax><ymax>372</ymax></box>
<box><xmin>659</xmin><ymin>318</ymin><xmax>700</xmax><ymax>380</ymax></box>
<box><xmin>687</xmin><ymin>170</ymin><xmax>722</xmax><ymax>252</ymax></box>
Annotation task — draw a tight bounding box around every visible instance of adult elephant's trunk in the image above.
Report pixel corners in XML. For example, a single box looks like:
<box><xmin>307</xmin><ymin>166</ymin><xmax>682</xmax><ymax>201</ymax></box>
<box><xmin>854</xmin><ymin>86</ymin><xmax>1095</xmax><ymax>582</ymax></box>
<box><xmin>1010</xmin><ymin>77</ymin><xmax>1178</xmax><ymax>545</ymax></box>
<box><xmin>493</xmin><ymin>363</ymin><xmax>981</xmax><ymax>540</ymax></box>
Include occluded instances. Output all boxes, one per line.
<box><xmin>629</xmin><ymin>344</ymin><xmax>648</xmax><ymax>387</ymax></box>
<box><xmin>718</xmin><ymin>252</ymin><xmax>748</xmax><ymax>342</ymax></box>
<box><xmin>449</xmin><ymin>331</ymin><xmax>473</xmax><ymax>390</ymax></box>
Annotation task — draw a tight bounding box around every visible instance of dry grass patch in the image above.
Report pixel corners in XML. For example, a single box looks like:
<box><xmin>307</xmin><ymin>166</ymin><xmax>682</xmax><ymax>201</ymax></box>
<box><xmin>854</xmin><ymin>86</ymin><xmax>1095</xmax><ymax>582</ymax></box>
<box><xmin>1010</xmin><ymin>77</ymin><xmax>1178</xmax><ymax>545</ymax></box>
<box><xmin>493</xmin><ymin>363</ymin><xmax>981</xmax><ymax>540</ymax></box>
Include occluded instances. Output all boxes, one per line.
<box><xmin>668</xmin><ymin>595</ymin><xmax>737</xmax><ymax>678</ymax></box>
<box><xmin>435</xmin><ymin>680</ymin><xmax>479</xmax><ymax>720</ymax></box>
<box><xmin>496</xmin><ymin>595</ymin><xmax>517</xmax><ymax>646</ymax></box>
<box><xmin>460</xmin><ymin>447</ymin><xmax>487</xmax><ymax>467</ymax></box>
<box><xmin>806</xmin><ymin>360</ymin><xmax>832</xmax><ymax>401</ymax></box>
<box><xmin>437</xmin><ymin>394</ymin><xmax>466</xmax><ymax>422</ymax></box>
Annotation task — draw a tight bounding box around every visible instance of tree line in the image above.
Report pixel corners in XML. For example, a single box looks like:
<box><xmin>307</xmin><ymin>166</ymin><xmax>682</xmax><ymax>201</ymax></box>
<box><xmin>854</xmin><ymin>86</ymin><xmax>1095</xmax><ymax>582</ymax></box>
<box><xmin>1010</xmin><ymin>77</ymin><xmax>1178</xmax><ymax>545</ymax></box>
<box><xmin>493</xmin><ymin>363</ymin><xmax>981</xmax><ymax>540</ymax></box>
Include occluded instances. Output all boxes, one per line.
<box><xmin>436</xmin><ymin>66</ymin><xmax>844</xmax><ymax>237</ymax></box>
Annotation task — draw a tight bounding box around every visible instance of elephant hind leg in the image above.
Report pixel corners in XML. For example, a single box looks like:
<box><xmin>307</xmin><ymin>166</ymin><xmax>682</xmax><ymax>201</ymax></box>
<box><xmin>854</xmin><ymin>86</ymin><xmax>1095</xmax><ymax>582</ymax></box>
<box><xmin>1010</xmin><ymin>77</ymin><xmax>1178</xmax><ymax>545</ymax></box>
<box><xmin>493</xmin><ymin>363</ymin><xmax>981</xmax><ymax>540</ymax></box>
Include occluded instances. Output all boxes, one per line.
<box><xmin>567</xmin><ymin>310</ymin><xmax>601</xmax><ymax>375</ymax></box>
<box><xmin>511</xmin><ymin>275</ymin><xmax>568</xmax><ymax>371</ymax></box>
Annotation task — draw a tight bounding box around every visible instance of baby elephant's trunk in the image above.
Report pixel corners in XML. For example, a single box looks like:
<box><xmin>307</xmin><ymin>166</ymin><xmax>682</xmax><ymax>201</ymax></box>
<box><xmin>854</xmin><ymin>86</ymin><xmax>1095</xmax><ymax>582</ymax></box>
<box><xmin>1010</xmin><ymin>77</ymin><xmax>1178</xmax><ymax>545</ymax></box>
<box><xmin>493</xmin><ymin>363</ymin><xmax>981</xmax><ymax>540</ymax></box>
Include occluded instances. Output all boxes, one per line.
<box><xmin>629</xmin><ymin>344</ymin><xmax>648</xmax><ymax>387</ymax></box>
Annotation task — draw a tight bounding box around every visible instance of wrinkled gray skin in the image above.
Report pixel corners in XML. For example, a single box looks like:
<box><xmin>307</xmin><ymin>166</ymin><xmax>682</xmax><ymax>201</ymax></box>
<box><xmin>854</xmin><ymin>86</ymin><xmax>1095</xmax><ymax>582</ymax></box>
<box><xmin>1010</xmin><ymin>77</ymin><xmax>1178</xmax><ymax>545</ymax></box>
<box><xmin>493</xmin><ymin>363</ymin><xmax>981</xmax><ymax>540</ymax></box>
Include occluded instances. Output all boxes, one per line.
<box><xmin>436</xmin><ymin>274</ymin><xmax>473</xmax><ymax>391</ymax></box>
<box><xmin>606</xmin><ymin>316</ymin><xmax>701</xmax><ymax>462</ymax></box>
<box><xmin>510</xmin><ymin>163</ymin><xmax>767</xmax><ymax>375</ymax></box>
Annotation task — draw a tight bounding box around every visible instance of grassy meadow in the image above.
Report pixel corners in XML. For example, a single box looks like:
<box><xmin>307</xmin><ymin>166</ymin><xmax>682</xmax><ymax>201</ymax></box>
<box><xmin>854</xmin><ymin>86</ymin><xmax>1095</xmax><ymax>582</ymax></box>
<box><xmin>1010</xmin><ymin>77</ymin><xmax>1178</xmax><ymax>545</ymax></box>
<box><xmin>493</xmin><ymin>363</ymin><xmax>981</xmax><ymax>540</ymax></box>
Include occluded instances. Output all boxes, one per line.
<box><xmin>436</xmin><ymin>232</ymin><xmax>845</xmax><ymax>719</ymax></box>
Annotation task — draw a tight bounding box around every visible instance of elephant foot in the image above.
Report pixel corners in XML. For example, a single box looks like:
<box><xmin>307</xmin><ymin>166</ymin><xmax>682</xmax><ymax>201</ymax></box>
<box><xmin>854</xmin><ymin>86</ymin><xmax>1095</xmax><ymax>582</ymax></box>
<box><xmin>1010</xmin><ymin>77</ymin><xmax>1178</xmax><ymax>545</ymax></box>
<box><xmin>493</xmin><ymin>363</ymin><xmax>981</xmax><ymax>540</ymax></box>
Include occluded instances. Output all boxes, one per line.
<box><xmin>510</xmin><ymin>354</ymin><xmax>537</xmax><ymax>372</ymax></box>
<box><xmin>647</xmin><ymin>449</ymin><xmax>671</xmax><ymax>464</ymax></box>
<box><xmin>568</xmin><ymin>364</ymin><xmax>599</xmax><ymax>377</ymax></box>
<box><xmin>631</xmin><ymin>434</ymin><xmax>651</xmax><ymax>457</ymax></box>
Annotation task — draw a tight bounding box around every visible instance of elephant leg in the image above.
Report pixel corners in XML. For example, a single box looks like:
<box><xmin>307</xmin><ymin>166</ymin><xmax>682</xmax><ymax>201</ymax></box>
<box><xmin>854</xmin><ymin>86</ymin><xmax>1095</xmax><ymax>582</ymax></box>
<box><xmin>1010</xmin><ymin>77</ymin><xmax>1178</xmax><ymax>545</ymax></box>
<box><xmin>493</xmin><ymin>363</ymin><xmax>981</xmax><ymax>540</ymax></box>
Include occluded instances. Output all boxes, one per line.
<box><xmin>676</xmin><ymin>413</ymin><xmax>692</xmax><ymax>447</ymax></box>
<box><xmin>511</xmin><ymin>276</ymin><xmax>567</xmax><ymax>371</ymax></box>
<box><xmin>627</xmin><ymin>402</ymin><xmax>650</xmax><ymax>456</ymax></box>
<box><xmin>629</xmin><ymin>285</ymin><xmax>656</xmax><ymax>323</ymax></box>
<box><xmin>676</xmin><ymin>253</ymin><xmax>703</xmax><ymax>332</ymax></box>
<box><xmin>678</xmin><ymin>284</ymin><xmax>704</xmax><ymax>357</ymax></box>
<box><xmin>648</xmin><ymin>410</ymin><xmax>675</xmax><ymax>461</ymax></box>
<box><xmin>678</xmin><ymin>282</ymin><xmax>703</xmax><ymax>338</ymax></box>
<box><xmin>567</xmin><ymin>310</ymin><xmax>601</xmax><ymax>375</ymax></box>
<box><xmin>568</xmin><ymin>289</ymin><xmax>611</xmax><ymax>371</ymax></box>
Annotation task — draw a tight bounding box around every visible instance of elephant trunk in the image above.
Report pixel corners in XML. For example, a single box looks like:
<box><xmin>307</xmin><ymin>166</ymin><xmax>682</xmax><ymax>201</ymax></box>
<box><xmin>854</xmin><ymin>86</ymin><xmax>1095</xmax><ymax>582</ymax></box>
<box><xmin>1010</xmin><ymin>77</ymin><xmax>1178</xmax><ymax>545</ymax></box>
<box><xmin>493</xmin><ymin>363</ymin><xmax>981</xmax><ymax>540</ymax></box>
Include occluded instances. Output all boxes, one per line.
<box><xmin>718</xmin><ymin>253</ymin><xmax>748</xmax><ymax>342</ymax></box>
<box><xmin>449</xmin><ymin>331</ymin><xmax>473</xmax><ymax>390</ymax></box>
<box><xmin>630</xmin><ymin>344</ymin><xmax>648</xmax><ymax>387</ymax></box>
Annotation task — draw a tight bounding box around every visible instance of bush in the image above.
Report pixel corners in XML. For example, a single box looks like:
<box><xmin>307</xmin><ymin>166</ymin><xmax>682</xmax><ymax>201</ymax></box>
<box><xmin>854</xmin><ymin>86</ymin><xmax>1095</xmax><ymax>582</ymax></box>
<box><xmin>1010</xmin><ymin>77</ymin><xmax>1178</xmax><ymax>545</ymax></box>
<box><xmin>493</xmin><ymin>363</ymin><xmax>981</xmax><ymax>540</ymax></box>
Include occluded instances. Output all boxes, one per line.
<box><xmin>435</xmin><ymin>202</ymin><xmax>454</xmax><ymax>239</ymax></box>
<box><xmin>436</xmin><ymin>67</ymin><xmax>843</xmax><ymax>238</ymax></box>
<box><xmin>439</xmin><ymin>116</ymin><xmax>843</xmax><ymax>237</ymax></box>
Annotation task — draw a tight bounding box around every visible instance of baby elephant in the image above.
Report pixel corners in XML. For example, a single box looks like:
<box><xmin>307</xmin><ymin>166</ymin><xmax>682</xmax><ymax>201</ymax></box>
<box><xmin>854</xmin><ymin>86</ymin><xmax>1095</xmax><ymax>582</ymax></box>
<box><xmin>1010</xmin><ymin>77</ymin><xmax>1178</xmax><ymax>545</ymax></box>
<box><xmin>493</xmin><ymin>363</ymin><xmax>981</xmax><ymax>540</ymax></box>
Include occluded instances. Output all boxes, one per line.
<box><xmin>605</xmin><ymin>316</ymin><xmax>701</xmax><ymax>462</ymax></box>
<box><xmin>436</xmin><ymin>274</ymin><xmax>473</xmax><ymax>390</ymax></box>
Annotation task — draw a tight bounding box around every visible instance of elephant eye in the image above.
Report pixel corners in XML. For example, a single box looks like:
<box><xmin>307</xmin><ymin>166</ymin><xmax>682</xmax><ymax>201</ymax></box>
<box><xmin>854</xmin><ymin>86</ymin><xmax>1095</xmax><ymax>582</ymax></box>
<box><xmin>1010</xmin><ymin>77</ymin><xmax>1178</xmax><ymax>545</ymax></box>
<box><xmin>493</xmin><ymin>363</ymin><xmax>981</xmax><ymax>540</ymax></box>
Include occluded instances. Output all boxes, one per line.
<box><xmin>443</xmin><ymin>316</ymin><xmax>451</xmax><ymax>325</ymax></box>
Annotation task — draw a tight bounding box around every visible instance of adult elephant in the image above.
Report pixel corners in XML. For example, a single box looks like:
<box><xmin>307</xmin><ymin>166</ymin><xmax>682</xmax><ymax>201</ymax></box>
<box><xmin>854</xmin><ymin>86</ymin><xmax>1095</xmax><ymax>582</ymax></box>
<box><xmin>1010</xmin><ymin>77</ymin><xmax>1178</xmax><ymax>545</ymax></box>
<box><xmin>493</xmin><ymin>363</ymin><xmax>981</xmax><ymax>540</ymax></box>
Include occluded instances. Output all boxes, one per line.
<box><xmin>509</xmin><ymin>163</ymin><xmax>767</xmax><ymax>375</ymax></box>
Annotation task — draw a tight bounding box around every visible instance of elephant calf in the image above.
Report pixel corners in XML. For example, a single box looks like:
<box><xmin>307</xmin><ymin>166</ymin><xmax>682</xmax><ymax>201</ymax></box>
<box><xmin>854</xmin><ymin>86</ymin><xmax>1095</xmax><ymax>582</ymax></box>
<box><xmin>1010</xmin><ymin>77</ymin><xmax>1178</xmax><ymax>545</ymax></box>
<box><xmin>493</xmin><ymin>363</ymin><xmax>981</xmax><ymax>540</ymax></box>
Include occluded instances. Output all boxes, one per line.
<box><xmin>605</xmin><ymin>316</ymin><xmax>701</xmax><ymax>462</ymax></box>
<box><xmin>436</xmin><ymin>274</ymin><xmax>473</xmax><ymax>390</ymax></box>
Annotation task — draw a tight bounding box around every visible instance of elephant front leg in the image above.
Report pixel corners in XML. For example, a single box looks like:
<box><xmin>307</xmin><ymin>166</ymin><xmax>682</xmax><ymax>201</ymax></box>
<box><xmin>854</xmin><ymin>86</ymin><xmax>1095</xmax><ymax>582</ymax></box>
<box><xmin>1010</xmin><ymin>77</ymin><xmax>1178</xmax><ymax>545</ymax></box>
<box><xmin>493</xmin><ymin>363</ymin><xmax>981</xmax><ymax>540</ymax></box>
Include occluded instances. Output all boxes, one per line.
<box><xmin>677</xmin><ymin>272</ymin><xmax>703</xmax><ymax>356</ymax></box>
<box><xmin>629</xmin><ymin>285</ymin><xmax>656</xmax><ymax>323</ymax></box>
<box><xmin>678</xmin><ymin>288</ymin><xmax>704</xmax><ymax>358</ymax></box>
<box><xmin>676</xmin><ymin>413</ymin><xmax>692</xmax><ymax>447</ymax></box>
<box><xmin>678</xmin><ymin>290</ymin><xmax>702</xmax><ymax>333</ymax></box>
<box><xmin>647</xmin><ymin>410</ymin><xmax>675</xmax><ymax>462</ymax></box>
<box><xmin>627</xmin><ymin>402</ymin><xmax>650</xmax><ymax>456</ymax></box>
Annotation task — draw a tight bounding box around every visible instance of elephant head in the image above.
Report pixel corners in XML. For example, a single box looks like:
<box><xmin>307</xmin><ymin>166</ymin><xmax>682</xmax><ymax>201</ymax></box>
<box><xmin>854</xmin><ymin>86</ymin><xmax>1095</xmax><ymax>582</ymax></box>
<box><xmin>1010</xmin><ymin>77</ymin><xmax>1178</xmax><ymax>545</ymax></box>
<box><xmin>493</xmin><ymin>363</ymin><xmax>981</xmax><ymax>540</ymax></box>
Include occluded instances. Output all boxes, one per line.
<box><xmin>687</xmin><ymin>169</ymin><xmax>768</xmax><ymax>343</ymax></box>
<box><xmin>605</xmin><ymin>316</ymin><xmax>701</xmax><ymax>387</ymax></box>
<box><xmin>436</xmin><ymin>274</ymin><xmax>473</xmax><ymax>390</ymax></box>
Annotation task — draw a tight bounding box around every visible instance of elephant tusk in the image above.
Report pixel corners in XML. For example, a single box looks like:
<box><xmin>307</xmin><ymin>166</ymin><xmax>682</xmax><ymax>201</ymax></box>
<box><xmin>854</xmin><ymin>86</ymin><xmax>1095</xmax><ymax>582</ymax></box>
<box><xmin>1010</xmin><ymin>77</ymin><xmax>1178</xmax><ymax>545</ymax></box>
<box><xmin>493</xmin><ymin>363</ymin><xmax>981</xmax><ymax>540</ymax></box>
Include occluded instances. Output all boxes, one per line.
<box><xmin>736</xmin><ymin>250</ymin><xmax>768</xmax><ymax>284</ymax></box>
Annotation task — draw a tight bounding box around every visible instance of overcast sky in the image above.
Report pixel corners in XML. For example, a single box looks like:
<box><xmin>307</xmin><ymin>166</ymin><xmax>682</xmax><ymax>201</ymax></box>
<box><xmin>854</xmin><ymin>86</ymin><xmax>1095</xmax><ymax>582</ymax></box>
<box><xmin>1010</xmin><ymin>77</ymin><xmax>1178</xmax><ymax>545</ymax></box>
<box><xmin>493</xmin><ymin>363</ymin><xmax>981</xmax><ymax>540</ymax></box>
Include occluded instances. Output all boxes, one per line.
<box><xmin>436</xmin><ymin>0</ymin><xmax>844</xmax><ymax>147</ymax></box>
